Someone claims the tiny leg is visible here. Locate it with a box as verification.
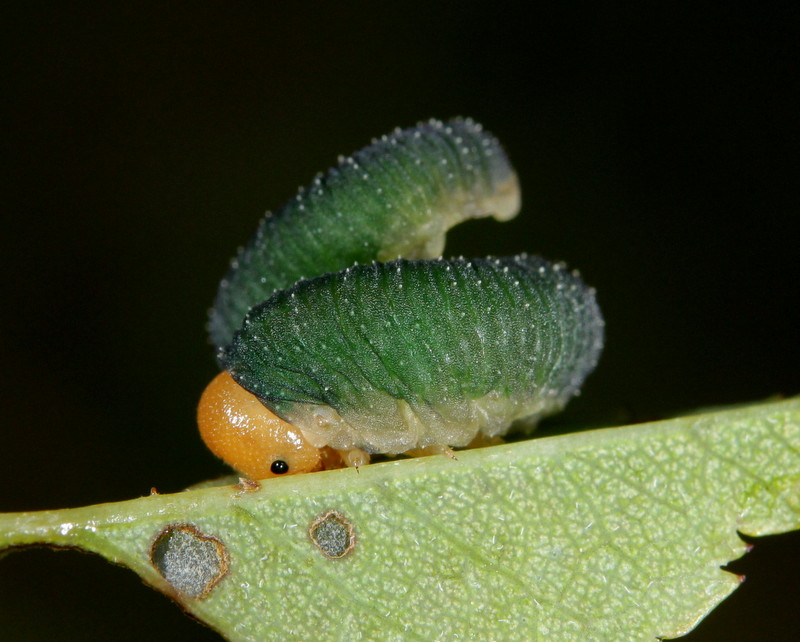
[336,448,371,470]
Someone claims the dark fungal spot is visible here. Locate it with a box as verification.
[151,524,229,599]
[309,511,356,559]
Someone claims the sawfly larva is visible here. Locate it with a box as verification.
[198,119,603,479]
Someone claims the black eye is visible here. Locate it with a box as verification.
[270,460,289,475]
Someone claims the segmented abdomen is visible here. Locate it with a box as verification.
[209,118,520,349]
[222,255,604,454]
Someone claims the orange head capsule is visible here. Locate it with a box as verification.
[198,371,340,479]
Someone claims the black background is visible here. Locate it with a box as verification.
[2,3,798,640]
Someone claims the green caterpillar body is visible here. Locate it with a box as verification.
[210,118,520,349]
[222,255,603,455]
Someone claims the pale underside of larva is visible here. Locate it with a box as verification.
[209,118,520,350]
[223,255,604,455]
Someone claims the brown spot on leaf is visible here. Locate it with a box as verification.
[308,510,356,559]
[151,524,229,599]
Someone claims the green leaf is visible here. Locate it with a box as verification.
[2,398,799,641]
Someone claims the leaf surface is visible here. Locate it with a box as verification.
[2,398,799,641]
